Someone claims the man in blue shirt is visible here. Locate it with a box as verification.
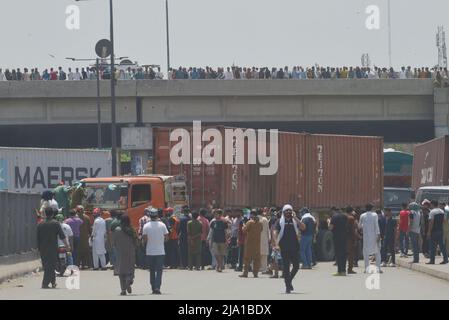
[299,208,316,269]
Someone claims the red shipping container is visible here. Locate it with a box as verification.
[412,136,449,190]
[154,126,383,210]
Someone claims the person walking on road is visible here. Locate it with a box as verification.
[187,211,203,271]
[142,208,169,295]
[37,208,69,289]
[239,210,263,278]
[329,208,348,276]
[273,204,304,293]
[91,208,107,270]
[359,204,382,273]
[137,208,151,268]
[112,214,137,296]
[427,200,448,265]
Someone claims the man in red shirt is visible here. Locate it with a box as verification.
[398,203,410,257]
[50,68,58,80]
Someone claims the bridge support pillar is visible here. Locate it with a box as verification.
[434,88,449,138]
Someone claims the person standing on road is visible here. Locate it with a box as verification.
[329,208,348,276]
[142,208,169,295]
[239,210,263,278]
[426,200,449,265]
[209,209,229,273]
[345,207,358,274]
[299,208,316,270]
[408,202,421,263]
[137,208,151,268]
[112,214,137,296]
[37,208,69,289]
[178,206,192,269]
[166,208,180,269]
[91,208,107,270]
[273,205,304,293]
[258,209,270,273]
[398,203,410,257]
[64,209,83,266]
[443,205,449,250]
[187,211,203,271]
[359,204,382,273]
[384,208,397,267]
[77,206,92,269]
[377,210,387,267]
[198,208,211,270]
[421,199,431,258]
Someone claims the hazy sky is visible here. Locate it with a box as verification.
[1,0,448,71]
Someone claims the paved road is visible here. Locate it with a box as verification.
[1,262,449,300]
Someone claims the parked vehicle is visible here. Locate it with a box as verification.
[81,175,188,229]
[384,150,413,188]
[415,186,449,204]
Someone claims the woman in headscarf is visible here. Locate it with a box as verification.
[112,214,137,296]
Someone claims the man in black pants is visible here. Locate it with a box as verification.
[37,207,69,289]
[329,208,348,276]
[273,204,305,293]
[384,208,397,266]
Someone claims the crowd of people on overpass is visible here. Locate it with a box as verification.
[36,184,449,295]
[1,65,449,85]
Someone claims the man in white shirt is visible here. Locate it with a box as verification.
[359,203,382,273]
[67,68,74,81]
[156,67,164,80]
[91,208,107,270]
[56,214,74,268]
[399,66,407,79]
[224,67,234,80]
[0,69,6,81]
[73,68,82,81]
[142,207,169,295]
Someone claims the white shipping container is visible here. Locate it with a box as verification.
[0,147,112,194]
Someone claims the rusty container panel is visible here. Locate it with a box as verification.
[274,132,306,209]
[412,136,449,190]
[305,135,383,209]
[249,165,276,208]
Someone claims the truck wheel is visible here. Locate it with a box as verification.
[316,230,335,261]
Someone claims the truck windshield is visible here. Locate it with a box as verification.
[384,189,412,207]
[84,182,128,210]
[416,189,449,204]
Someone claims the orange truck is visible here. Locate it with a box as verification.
[81,175,188,229]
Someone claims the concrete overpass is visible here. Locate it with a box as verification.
[0,79,446,148]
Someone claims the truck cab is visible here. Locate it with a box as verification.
[415,186,449,204]
[81,175,188,229]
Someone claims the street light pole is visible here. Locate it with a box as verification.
[387,0,392,68]
[165,0,171,76]
[109,0,118,176]
[96,58,102,149]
